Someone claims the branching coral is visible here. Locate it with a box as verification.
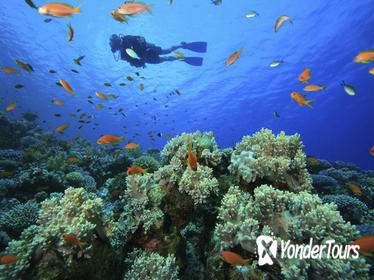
[213,184,370,279]
[228,128,312,192]
[123,249,179,280]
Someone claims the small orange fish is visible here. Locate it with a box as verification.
[299,68,311,83]
[306,157,320,165]
[23,151,32,156]
[126,165,147,175]
[0,255,20,264]
[303,84,326,92]
[66,141,74,147]
[187,143,197,170]
[125,143,140,149]
[165,134,173,139]
[79,113,86,119]
[67,23,74,41]
[97,135,124,145]
[84,152,92,156]
[118,2,153,15]
[38,3,82,17]
[370,145,374,155]
[95,104,104,109]
[6,102,17,111]
[53,100,64,105]
[15,60,33,73]
[346,183,362,196]
[291,92,315,108]
[174,51,185,59]
[275,15,293,32]
[226,48,243,67]
[140,83,144,91]
[1,67,19,74]
[62,234,86,249]
[111,9,128,23]
[350,235,374,254]
[55,124,69,133]
[95,91,108,100]
[219,251,250,266]
[369,67,374,75]
[74,136,81,140]
[353,49,374,64]
[60,79,75,96]
[108,94,119,98]
[66,157,79,164]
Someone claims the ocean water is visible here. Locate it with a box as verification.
[0,0,373,169]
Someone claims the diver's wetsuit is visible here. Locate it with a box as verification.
[116,35,179,68]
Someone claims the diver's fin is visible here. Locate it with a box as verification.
[182,57,203,66]
[181,42,207,53]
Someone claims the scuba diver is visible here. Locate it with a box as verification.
[109,34,207,68]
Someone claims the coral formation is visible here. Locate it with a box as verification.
[123,249,179,279]
[228,128,312,192]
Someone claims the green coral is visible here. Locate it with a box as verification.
[64,171,85,188]
[0,188,119,280]
[213,184,370,279]
[124,249,179,280]
[46,151,67,172]
[228,128,312,192]
[132,156,160,173]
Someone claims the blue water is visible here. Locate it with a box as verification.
[0,0,373,169]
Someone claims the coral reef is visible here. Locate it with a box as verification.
[123,249,179,279]
[212,184,370,279]
[228,128,312,192]
[132,155,160,173]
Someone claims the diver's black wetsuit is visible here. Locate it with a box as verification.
[110,34,180,68]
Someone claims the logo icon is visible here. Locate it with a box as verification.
[256,235,277,266]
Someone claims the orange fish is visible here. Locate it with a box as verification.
[140,83,144,91]
[219,251,250,266]
[38,3,82,17]
[55,124,69,133]
[346,183,362,196]
[53,100,64,105]
[6,102,17,111]
[60,79,75,96]
[370,145,374,155]
[15,60,33,73]
[95,91,108,100]
[350,235,374,254]
[165,134,173,139]
[275,15,293,32]
[62,234,86,249]
[67,23,74,41]
[2,67,19,74]
[0,255,20,265]
[95,104,104,109]
[299,68,311,83]
[118,2,153,15]
[174,51,185,59]
[79,113,86,119]
[303,84,326,92]
[108,94,119,98]
[23,151,32,156]
[306,157,320,165]
[353,49,374,64]
[126,165,147,175]
[187,143,197,170]
[111,9,128,23]
[290,92,315,108]
[369,67,374,75]
[125,143,140,149]
[226,48,243,67]
[97,134,124,145]
[0,171,13,178]
[66,157,79,164]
